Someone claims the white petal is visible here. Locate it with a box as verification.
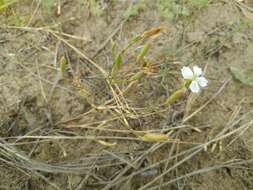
[181,66,193,79]
[189,80,200,93]
[193,66,202,77]
[197,77,208,87]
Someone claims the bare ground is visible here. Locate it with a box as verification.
[1,1,253,190]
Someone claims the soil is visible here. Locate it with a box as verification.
[1,0,253,190]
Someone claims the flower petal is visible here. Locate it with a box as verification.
[181,66,193,79]
[189,80,200,93]
[193,66,202,77]
[197,77,208,87]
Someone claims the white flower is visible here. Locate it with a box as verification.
[181,66,208,93]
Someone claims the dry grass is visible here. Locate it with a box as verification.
[1,0,253,189]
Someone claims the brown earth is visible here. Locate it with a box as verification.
[0,1,253,190]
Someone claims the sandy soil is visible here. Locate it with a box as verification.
[1,0,253,189]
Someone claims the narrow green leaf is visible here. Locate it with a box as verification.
[111,54,122,77]
[129,71,145,82]
[136,43,151,63]
[0,0,18,11]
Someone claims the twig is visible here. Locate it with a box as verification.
[92,20,125,58]
[183,78,231,123]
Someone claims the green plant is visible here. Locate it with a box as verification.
[110,27,209,107]
[157,0,208,20]
[80,0,103,17]
[0,0,28,26]
[188,0,208,9]
[231,18,252,33]
[110,27,165,83]
[122,0,146,19]
[157,0,189,20]
[41,0,55,15]
[40,0,104,17]
[0,0,18,12]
